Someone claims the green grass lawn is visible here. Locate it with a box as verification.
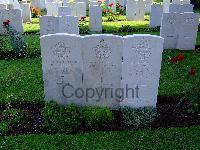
[0,58,43,104]
[1,126,200,149]
[0,50,200,104]
[0,17,200,104]
[0,10,200,149]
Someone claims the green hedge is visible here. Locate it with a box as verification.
[42,102,81,134]
[120,107,157,129]
[81,106,114,130]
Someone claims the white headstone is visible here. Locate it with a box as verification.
[58,6,71,16]
[62,0,68,6]
[0,4,7,9]
[126,0,145,21]
[0,0,9,4]
[161,12,199,50]
[31,0,46,9]
[172,0,181,4]
[181,0,190,4]
[40,0,46,9]
[41,34,83,105]
[149,4,163,27]
[71,2,86,19]
[126,0,137,21]
[160,13,179,49]
[75,0,87,3]
[0,9,8,34]
[46,2,62,16]
[82,35,123,108]
[169,4,193,13]
[9,0,20,9]
[40,34,166,108]
[0,9,23,35]
[58,15,79,34]
[40,15,59,36]
[8,9,23,32]
[7,4,14,9]
[176,13,199,50]
[163,0,170,13]
[31,0,40,8]
[145,0,152,13]
[90,1,99,6]
[46,0,58,2]
[89,5,102,32]
[137,0,145,20]
[20,3,31,23]
[121,34,164,108]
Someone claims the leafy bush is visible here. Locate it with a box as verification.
[42,101,81,134]
[81,107,114,130]
[2,108,26,126]
[3,20,27,58]
[120,107,157,129]
[30,7,41,18]
[79,24,90,34]
[0,121,9,135]
[118,25,139,32]
[40,8,47,16]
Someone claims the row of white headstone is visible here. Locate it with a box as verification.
[40,15,79,36]
[40,4,102,36]
[149,2,199,50]
[30,0,152,13]
[150,3,193,27]
[161,12,199,50]
[40,34,164,108]
[0,2,31,23]
[0,0,20,9]
[32,0,153,20]
[163,0,191,13]
[46,1,87,19]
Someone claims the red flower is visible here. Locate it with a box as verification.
[98,0,102,3]
[176,53,184,62]
[3,19,10,26]
[170,57,178,64]
[189,67,197,76]
[170,53,185,64]
[108,2,114,7]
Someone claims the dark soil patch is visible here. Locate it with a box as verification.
[0,96,199,135]
[153,96,200,128]
[195,45,200,53]
[0,102,44,135]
